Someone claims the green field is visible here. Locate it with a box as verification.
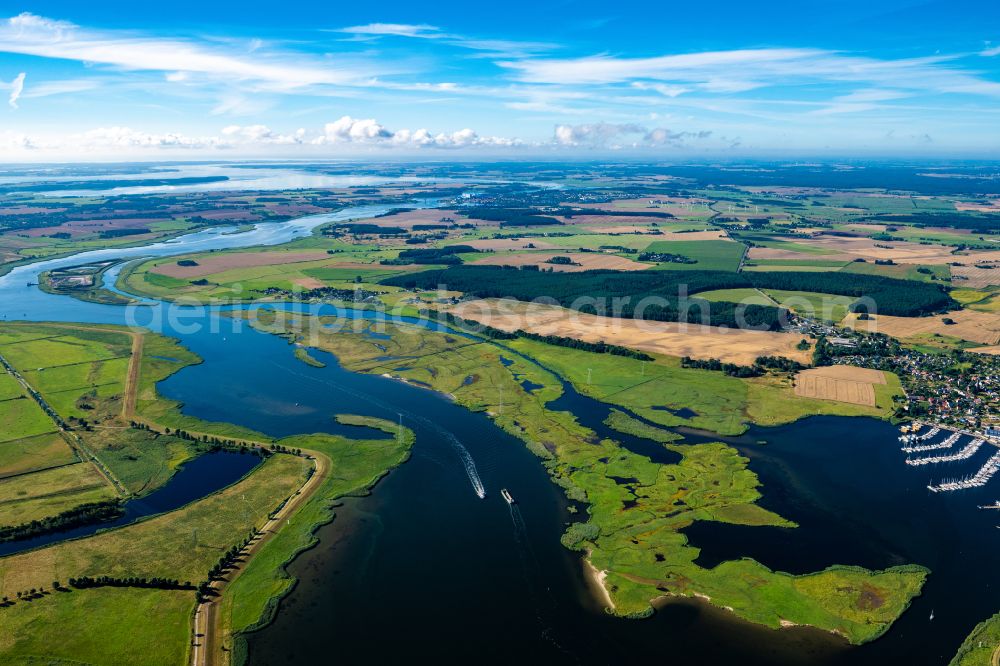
[951,289,1000,313]
[0,323,226,524]
[0,397,58,443]
[840,261,950,282]
[0,462,116,527]
[735,235,841,256]
[763,289,857,322]
[120,248,411,303]
[0,327,132,424]
[643,239,747,271]
[0,587,194,665]
[695,288,775,306]
[0,432,77,478]
[744,258,852,269]
[0,370,23,401]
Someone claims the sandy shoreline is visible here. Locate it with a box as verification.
[583,554,615,611]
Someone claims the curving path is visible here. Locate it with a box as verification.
[190,448,330,666]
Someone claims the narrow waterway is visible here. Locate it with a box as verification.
[0,450,261,557]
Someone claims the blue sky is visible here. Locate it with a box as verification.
[1,0,1000,158]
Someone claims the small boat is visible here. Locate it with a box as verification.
[929,610,935,621]
[501,488,515,505]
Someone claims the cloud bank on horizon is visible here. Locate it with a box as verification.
[1,2,999,158]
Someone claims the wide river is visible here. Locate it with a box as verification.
[0,204,997,665]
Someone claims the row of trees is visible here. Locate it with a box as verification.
[0,500,124,543]
[68,576,194,591]
[680,354,807,377]
[755,355,807,372]
[680,356,764,378]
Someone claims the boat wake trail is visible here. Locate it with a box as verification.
[433,427,486,499]
[267,356,487,499]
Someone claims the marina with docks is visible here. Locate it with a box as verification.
[895,424,1000,493]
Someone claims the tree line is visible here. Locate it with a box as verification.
[68,576,195,591]
[680,354,807,377]
[0,500,124,543]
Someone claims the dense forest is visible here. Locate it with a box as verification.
[382,245,477,265]
[463,208,562,227]
[745,271,954,315]
[384,266,955,323]
[385,266,785,329]
[860,212,1000,234]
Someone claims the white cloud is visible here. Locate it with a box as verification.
[221,124,306,144]
[75,126,225,149]
[632,82,691,98]
[981,45,1000,57]
[503,49,825,85]
[644,128,711,145]
[0,129,35,150]
[337,23,442,39]
[312,115,517,148]
[554,122,712,148]
[7,72,25,108]
[315,115,394,143]
[0,117,520,155]
[336,22,553,57]
[21,77,96,98]
[0,12,379,92]
[554,122,645,146]
[499,48,1000,99]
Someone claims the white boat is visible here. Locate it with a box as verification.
[501,488,515,505]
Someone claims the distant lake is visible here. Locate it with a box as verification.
[0,163,562,196]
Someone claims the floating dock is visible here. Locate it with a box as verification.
[902,432,961,453]
[906,439,984,466]
[928,450,1000,493]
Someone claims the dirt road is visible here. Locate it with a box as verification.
[191,449,330,666]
